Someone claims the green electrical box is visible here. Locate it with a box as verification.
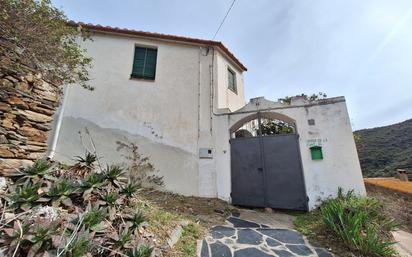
[310,146,323,160]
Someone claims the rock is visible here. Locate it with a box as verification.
[285,244,313,256]
[28,152,45,160]
[0,79,14,87]
[8,96,28,109]
[2,118,14,130]
[25,74,34,83]
[31,206,59,221]
[211,226,236,239]
[210,241,231,257]
[18,110,52,123]
[0,135,8,144]
[5,76,18,83]
[20,126,48,142]
[257,229,305,244]
[0,177,7,193]
[237,229,263,245]
[0,148,15,158]
[234,248,273,257]
[0,102,11,112]
[16,81,30,92]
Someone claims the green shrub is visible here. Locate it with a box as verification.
[321,189,398,256]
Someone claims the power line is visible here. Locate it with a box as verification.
[212,0,237,40]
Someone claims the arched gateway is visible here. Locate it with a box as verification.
[229,111,308,211]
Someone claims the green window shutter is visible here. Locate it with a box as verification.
[131,47,146,78]
[143,48,157,79]
[310,146,323,160]
[131,47,157,80]
[228,68,237,92]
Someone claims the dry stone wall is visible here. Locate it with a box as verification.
[0,67,61,174]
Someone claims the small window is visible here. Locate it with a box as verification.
[228,67,237,93]
[310,146,323,160]
[131,46,157,80]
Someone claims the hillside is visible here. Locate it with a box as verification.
[354,118,412,178]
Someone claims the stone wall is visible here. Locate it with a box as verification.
[0,67,60,174]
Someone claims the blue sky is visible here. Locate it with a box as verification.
[52,0,412,130]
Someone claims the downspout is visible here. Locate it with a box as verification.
[209,47,215,135]
[197,47,201,141]
[48,85,70,159]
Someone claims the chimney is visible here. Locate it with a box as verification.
[397,169,409,182]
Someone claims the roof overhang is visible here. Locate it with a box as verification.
[69,22,247,72]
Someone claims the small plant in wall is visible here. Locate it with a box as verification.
[279,92,328,104]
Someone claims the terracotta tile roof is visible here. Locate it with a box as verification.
[70,22,247,71]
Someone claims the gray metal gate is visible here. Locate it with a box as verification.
[230,134,308,211]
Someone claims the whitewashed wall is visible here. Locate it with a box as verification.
[50,32,245,197]
[214,96,366,210]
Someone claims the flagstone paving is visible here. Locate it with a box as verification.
[199,216,334,257]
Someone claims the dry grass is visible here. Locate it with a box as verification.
[137,189,237,257]
[364,178,412,195]
[365,183,412,233]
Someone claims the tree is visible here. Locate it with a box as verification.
[0,0,92,89]
[258,120,295,135]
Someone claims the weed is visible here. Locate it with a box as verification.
[174,224,202,257]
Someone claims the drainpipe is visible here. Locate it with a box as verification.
[47,85,70,159]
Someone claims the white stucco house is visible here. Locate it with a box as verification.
[48,23,366,210]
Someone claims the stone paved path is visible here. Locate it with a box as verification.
[199,215,334,257]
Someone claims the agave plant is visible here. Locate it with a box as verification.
[101,191,119,207]
[104,165,127,188]
[0,221,31,256]
[65,234,92,257]
[126,245,153,257]
[130,210,145,229]
[113,227,133,250]
[72,152,98,177]
[81,172,106,199]
[122,179,139,198]
[25,223,58,256]
[83,207,107,231]
[47,180,78,207]
[9,182,41,210]
[17,159,52,183]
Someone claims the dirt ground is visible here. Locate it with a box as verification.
[139,188,238,228]
[366,183,412,233]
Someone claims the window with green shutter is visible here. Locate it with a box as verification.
[310,146,323,160]
[131,46,157,80]
[228,67,237,93]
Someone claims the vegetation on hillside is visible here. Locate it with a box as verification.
[354,119,412,178]
[0,0,92,89]
[294,189,398,257]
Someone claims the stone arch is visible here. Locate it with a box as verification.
[229,111,296,134]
